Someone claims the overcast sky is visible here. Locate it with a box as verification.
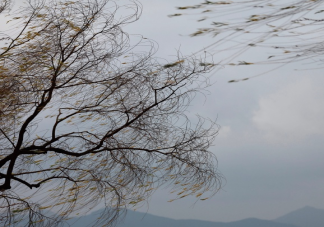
[1,0,324,223]
[124,0,324,222]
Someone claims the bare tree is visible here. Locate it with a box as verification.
[172,0,324,81]
[0,0,221,226]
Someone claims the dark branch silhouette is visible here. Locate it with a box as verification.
[0,0,222,226]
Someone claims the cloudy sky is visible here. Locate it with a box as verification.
[1,0,323,223]
[124,0,324,222]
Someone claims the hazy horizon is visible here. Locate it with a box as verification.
[123,0,324,222]
[1,0,323,223]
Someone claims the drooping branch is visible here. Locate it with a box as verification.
[0,0,221,226]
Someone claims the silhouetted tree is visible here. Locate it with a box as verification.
[0,0,221,226]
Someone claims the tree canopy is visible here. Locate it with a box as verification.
[0,0,221,226]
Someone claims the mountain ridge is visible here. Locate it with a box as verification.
[274,206,324,227]
[62,206,324,227]
[65,208,310,227]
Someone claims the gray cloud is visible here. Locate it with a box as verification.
[253,76,324,143]
[2,0,324,223]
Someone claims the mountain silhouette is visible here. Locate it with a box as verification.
[66,209,300,227]
[274,206,324,227]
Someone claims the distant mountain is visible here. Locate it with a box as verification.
[66,209,299,227]
[64,206,324,227]
[225,218,298,227]
[274,206,324,227]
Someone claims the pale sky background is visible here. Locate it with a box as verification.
[123,0,324,222]
[1,0,324,223]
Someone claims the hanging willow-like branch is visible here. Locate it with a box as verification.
[173,0,324,81]
[0,0,221,226]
